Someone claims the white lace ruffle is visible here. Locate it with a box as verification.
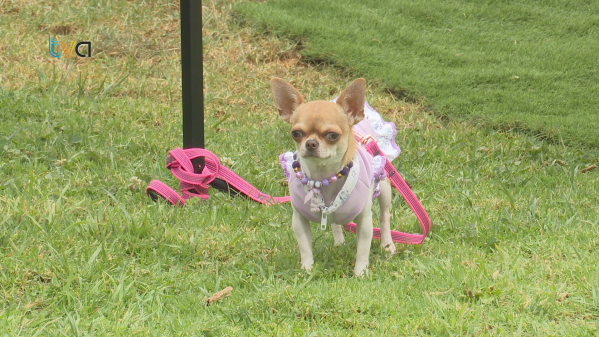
[331,99,401,161]
[363,102,401,161]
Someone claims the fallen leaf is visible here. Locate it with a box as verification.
[205,286,233,306]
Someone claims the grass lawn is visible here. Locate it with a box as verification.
[236,0,599,148]
[1,0,599,335]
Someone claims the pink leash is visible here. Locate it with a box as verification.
[147,148,290,206]
[147,142,430,244]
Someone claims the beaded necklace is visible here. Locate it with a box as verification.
[291,153,353,213]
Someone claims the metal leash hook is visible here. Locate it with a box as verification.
[320,213,328,231]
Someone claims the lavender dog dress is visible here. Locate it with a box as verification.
[279,102,401,227]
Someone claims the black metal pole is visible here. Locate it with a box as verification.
[180,0,204,171]
[179,0,243,197]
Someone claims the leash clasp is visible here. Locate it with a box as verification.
[359,134,375,145]
[352,131,375,146]
[320,213,328,231]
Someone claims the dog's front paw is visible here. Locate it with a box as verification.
[301,260,314,272]
[353,263,369,277]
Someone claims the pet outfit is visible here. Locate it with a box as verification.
[279,102,400,225]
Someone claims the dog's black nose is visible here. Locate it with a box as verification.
[305,140,319,150]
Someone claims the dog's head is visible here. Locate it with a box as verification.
[270,78,366,165]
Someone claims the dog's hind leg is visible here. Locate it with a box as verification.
[353,199,373,277]
[332,224,345,245]
[378,180,396,253]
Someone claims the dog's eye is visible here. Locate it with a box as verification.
[326,132,340,141]
[292,130,304,139]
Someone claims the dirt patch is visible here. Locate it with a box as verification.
[49,24,73,35]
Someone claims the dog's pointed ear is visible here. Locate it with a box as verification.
[336,78,366,125]
[271,78,304,123]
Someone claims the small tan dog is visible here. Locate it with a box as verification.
[271,78,395,276]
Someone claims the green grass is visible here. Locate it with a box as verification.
[236,0,599,148]
[1,0,599,335]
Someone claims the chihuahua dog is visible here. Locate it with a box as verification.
[271,78,395,276]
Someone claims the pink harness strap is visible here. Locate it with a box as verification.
[147,144,430,244]
[341,135,431,244]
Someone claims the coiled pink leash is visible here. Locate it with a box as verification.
[147,142,430,244]
[147,147,290,206]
